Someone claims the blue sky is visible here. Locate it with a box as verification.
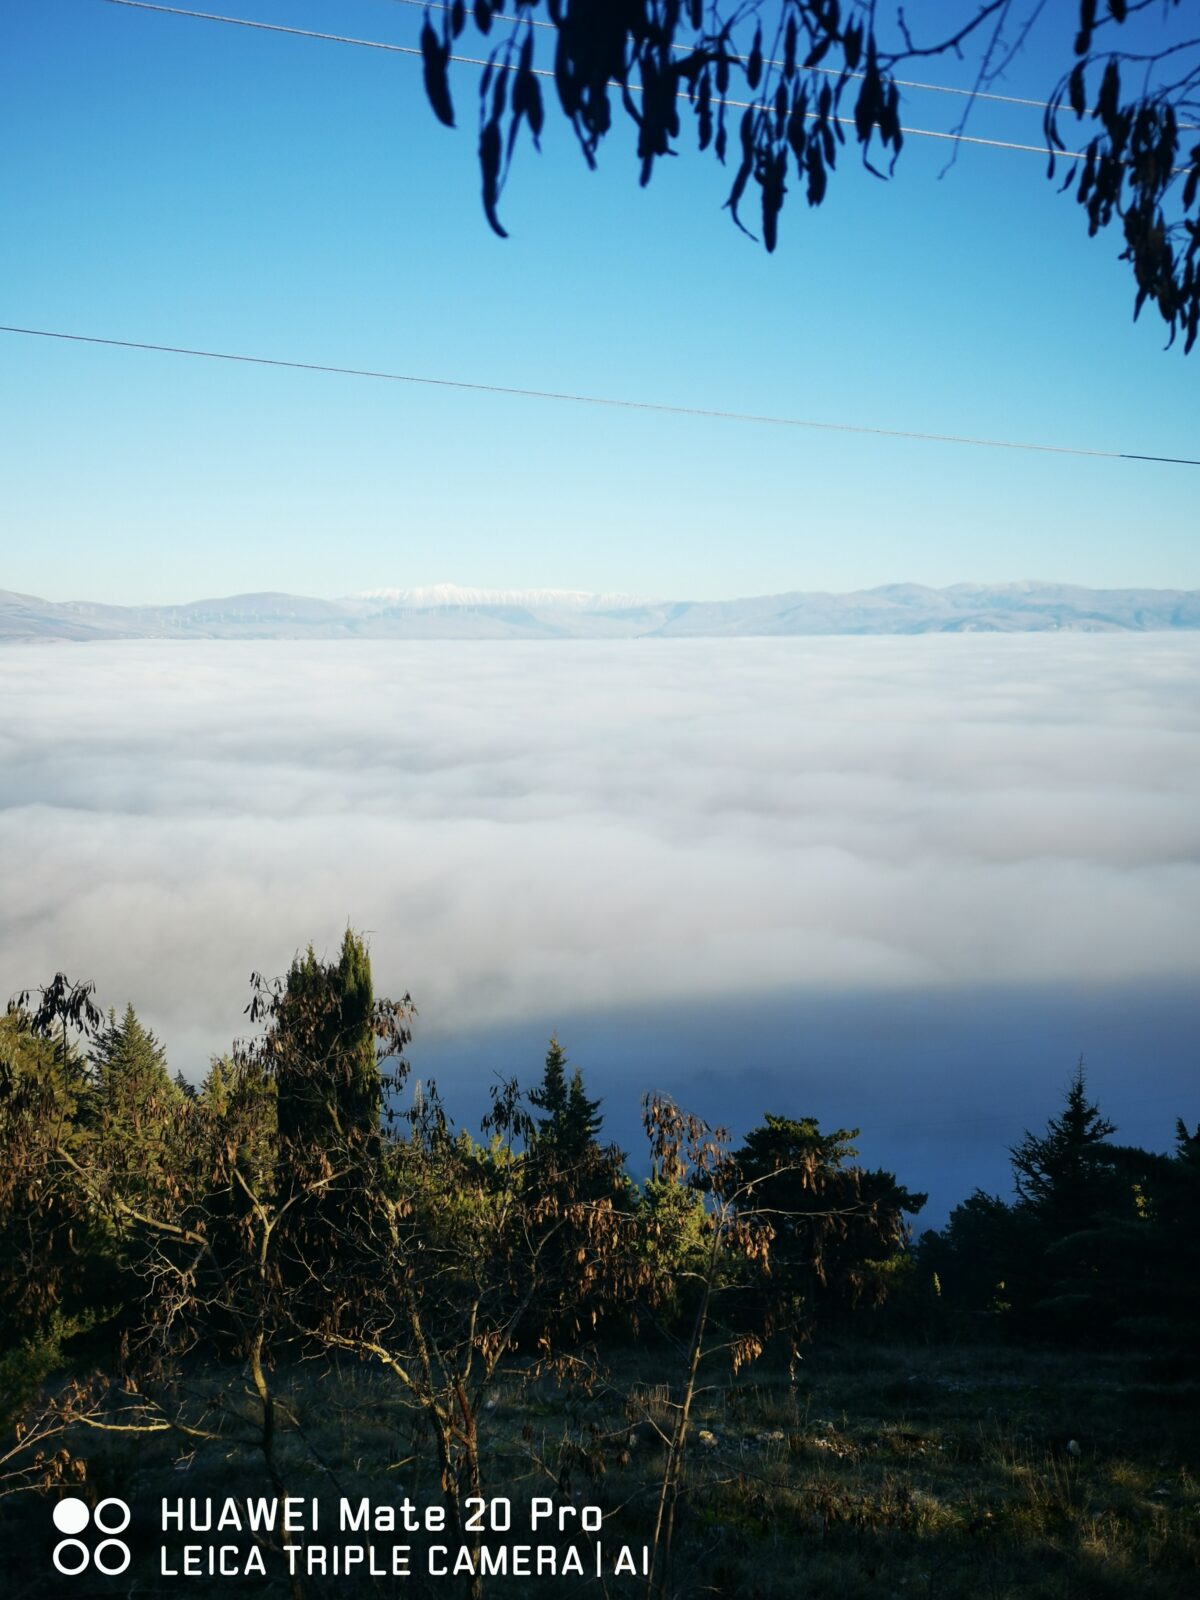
[1,0,1196,603]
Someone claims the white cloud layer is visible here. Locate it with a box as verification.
[2,635,1198,1075]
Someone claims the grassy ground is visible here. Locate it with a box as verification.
[3,1339,1197,1598]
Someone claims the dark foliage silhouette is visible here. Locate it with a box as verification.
[419,2,1200,348]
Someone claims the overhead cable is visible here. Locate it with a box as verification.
[381,0,1128,120]
[3,324,1197,466]
[99,0,1110,167]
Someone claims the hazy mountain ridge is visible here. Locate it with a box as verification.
[350,583,651,611]
[4,582,1199,642]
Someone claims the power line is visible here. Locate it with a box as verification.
[100,0,1104,167]
[379,0,1097,119]
[102,0,461,60]
[3,324,1197,465]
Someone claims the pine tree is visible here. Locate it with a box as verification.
[530,1041,604,1169]
[275,929,379,1152]
[562,1068,602,1161]
[1006,1063,1136,1336]
[1145,1119,1200,1345]
[198,1055,235,1116]
[88,1004,181,1137]
[1009,1061,1118,1236]
[529,1036,569,1144]
[83,1004,184,1209]
[0,1012,100,1342]
[265,931,388,1305]
[525,1039,623,1340]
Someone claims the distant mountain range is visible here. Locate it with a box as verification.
[4,582,1199,642]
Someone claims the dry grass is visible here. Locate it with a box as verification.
[2,1341,1197,1598]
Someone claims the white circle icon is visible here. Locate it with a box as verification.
[94,1539,132,1575]
[51,1539,90,1576]
[94,1498,131,1534]
[52,1499,90,1536]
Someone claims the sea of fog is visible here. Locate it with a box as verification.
[3,635,1197,1224]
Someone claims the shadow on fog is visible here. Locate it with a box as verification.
[404,975,1198,1229]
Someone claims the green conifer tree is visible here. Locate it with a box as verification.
[0,1012,99,1342]
[83,1004,184,1212]
[562,1067,603,1162]
[1006,1064,1136,1337]
[526,1039,624,1340]
[275,929,379,1152]
[1130,1119,1200,1348]
[529,1036,569,1145]
[1009,1061,1119,1237]
[266,931,388,1306]
[88,1004,181,1137]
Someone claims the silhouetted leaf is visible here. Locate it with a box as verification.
[510,29,544,151]
[421,19,455,129]
[787,91,808,168]
[697,69,713,151]
[1076,0,1098,55]
[724,108,756,236]
[854,60,881,142]
[1069,64,1086,118]
[762,148,786,252]
[396,0,1200,351]
[525,72,544,145]
[885,81,902,158]
[1097,60,1121,125]
[747,26,763,91]
[480,119,508,237]
[806,140,826,206]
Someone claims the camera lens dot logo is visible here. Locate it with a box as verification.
[51,1498,132,1576]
